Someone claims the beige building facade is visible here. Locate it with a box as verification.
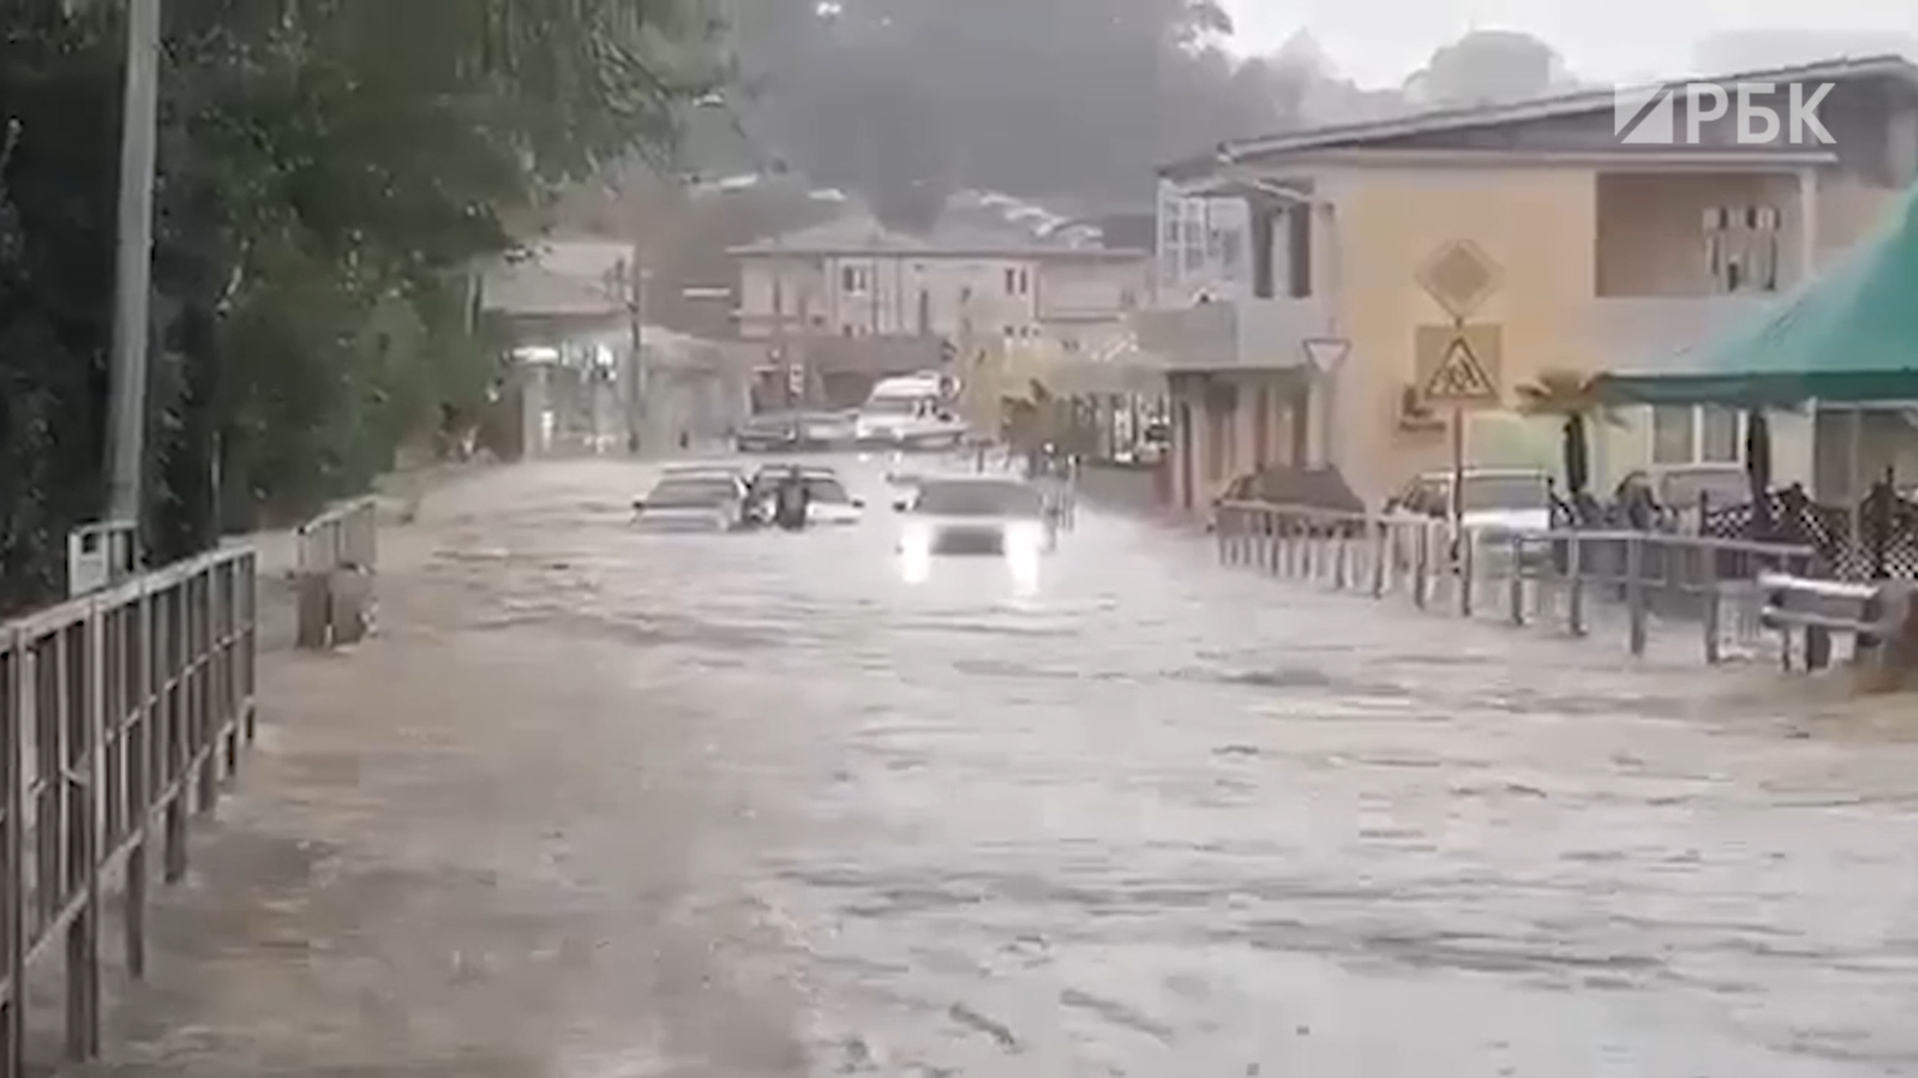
[1136,56,1918,512]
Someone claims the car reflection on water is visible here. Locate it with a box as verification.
[893,476,1055,591]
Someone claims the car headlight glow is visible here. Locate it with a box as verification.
[1005,521,1045,552]
[898,522,932,583]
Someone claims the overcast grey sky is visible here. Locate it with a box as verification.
[1221,0,1918,87]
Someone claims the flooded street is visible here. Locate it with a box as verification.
[83,458,1918,1077]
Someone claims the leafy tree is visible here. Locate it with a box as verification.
[0,0,719,612]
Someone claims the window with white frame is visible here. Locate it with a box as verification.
[1180,199,1207,273]
[840,264,871,294]
[1651,404,1744,465]
[1705,206,1780,294]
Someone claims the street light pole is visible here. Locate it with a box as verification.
[105,0,163,529]
[620,253,650,455]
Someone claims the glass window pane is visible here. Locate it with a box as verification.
[1699,406,1740,463]
[1651,406,1695,464]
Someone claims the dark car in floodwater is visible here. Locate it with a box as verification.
[734,412,803,453]
[734,410,857,452]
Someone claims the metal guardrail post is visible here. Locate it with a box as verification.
[1566,533,1586,636]
[1413,525,1430,610]
[1858,588,1885,657]
[1701,544,1722,665]
[1371,521,1388,598]
[1805,618,1833,670]
[1,629,23,1078]
[1458,531,1474,619]
[1508,535,1525,626]
[1626,534,1648,656]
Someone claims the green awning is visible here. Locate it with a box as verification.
[1597,184,1918,408]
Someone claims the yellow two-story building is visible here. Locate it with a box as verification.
[1137,55,1918,512]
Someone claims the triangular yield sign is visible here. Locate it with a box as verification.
[1301,337,1350,374]
[1422,334,1497,402]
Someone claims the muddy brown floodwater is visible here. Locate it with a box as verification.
[66,457,1918,1077]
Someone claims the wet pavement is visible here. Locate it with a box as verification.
[73,456,1918,1076]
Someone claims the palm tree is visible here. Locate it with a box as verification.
[1515,369,1614,518]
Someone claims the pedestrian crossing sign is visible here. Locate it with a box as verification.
[1415,324,1501,406]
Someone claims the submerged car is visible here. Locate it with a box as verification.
[665,461,751,484]
[1384,468,1553,539]
[1383,468,1553,569]
[895,477,1057,558]
[733,413,803,453]
[796,410,858,448]
[748,464,866,525]
[803,473,866,525]
[632,473,751,532]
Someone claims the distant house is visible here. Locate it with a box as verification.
[729,210,1150,410]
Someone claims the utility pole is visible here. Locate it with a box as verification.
[105,0,163,530]
[622,253,649,455]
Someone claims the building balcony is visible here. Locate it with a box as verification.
[1130,296,1334,372]
[1577,294,1778,372]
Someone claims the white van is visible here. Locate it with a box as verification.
[854,373,968,449]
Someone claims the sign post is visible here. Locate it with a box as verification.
[1415,323,1502,520]
[68,521,138,599]
[1415,322,1501,616]
[1413,239,1505,528]
[1300,337,1350,468]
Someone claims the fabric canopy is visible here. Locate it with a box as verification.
[1598,184,1918,407]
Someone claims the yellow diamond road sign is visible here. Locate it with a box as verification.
[1416,240,1502,320]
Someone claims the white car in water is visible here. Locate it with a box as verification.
[632,473,751,532]
[894,477,1056,586]
[1384,469,1553,538]
[1383,468,1554,569]
[749,465,866,526]
[854,372,969,449]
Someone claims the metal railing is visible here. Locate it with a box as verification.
[293,496,378,650]
[0,546,257,1075]
[1758,573,1909,671]
[1215,501,1818,663]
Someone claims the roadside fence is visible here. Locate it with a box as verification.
[0,546,257,1075]
[1215,501,1818,663]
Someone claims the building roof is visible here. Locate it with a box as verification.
[728,210,1148,260]
[1162,53,1918,178]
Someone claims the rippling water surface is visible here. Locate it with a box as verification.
[91,457,1918,1078]
[400,456,1918,1077]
